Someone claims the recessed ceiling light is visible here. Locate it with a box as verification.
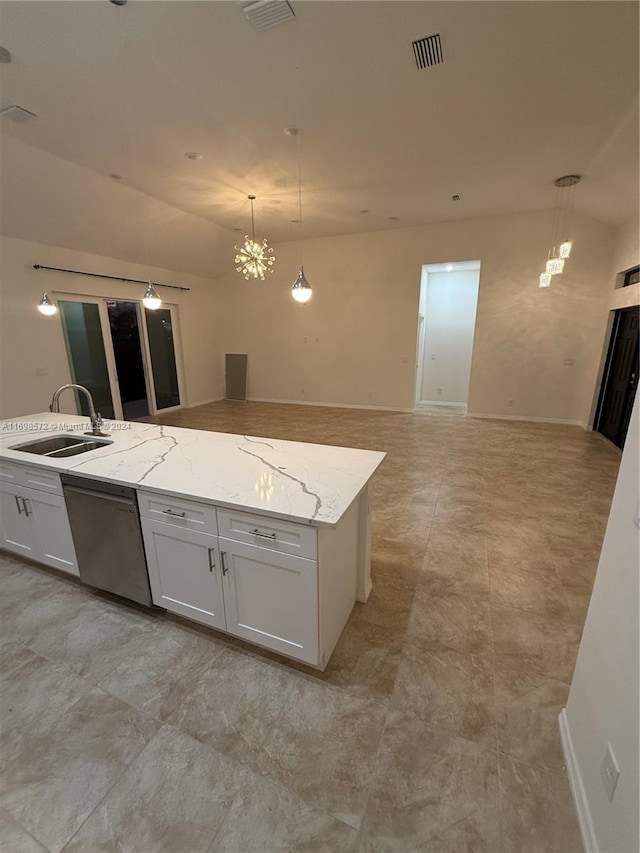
[233,227,242,232]
[109,173,123,181]
[284,126,299,136]
[451,194,460,202]
[360,209,369,214]
[184,152,204,161]
[290,218,300,224]
[109,0,127,5]
[388,216,400,222]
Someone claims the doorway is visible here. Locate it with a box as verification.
[106,301,150,420]
[58,295,184,421]
[595,306,639,449]
[415,260,481,409]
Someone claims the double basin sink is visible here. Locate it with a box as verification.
[9,434,113,458]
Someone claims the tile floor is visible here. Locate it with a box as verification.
[0,401,620,852]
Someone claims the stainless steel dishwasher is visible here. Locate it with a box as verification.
[61,474,152,607]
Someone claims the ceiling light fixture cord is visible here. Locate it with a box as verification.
[290,61,312,304]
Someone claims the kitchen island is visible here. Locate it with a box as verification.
[0,413,385,669]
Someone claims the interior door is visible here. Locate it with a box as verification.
[596,307,639,449]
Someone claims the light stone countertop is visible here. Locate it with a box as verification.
[0,413,386,527]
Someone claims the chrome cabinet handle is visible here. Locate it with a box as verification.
[250,528,276,540]
[207,547,215,572]
[21,497,31,517]
[162,508,186,518]
[15,495,24,515]
[220,550,228,576]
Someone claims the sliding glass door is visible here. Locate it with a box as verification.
[144,307,181,410]
[59,300,117,419]
[58,296,184,420]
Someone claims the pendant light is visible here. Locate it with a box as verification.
[290,129,312,304]
[538,174,581,288]
[235,195,275,281]
[37,291,57,316]
[142,280,161,310]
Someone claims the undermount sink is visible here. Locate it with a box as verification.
[9,434,113,458]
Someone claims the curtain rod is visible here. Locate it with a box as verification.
[33,264,191,292]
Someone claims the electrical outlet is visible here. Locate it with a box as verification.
[600,744,620,801]
[35,367,49,376]
[437,388,442,395]
[563,358,576,367]
[508,399,515,408]
[431,353,436,360]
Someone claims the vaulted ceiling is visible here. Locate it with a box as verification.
[0,1,638,272]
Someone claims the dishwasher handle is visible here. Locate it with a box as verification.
[63,484,134,506]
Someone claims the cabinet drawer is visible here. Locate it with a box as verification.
[0,461,22,485]
[23,467,63,495]
[216,508,316,559]
[137,489,218,534]
[0,462,62,495]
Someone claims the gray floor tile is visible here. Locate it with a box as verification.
[358,709,501,852]
[160,646,297,763]
[392,640,496,746]
[0,688,159,852]
[499,755,583,853]
[61,726,244,853]
[256,677,388,830]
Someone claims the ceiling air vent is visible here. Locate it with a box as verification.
[412,33,443,69]
[0,105,38,123]
[242,0,295,30]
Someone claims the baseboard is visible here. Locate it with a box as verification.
[417,401,467,409]
[469,413,586,428]
[187,397,224,408]
[248,397,413,413]
[559,708,597,853]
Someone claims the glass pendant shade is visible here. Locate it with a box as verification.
[545,257,565,276]
[37,291,57,316]
[539,273,552,288]
[235,238,276,281]
[142,281,162,310]
[291,266,312,303]
[559,241,572,259]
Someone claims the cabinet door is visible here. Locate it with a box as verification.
[220,538,319,666]
[23,487,78,576]
[0,483,37,560]
[141,519,226,631]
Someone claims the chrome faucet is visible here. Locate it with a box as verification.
[49,384,109,436]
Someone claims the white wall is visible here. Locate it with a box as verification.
[563,394,639,853]
[0,236,223,419]
[215,209,616,421]
[419,269,479,405]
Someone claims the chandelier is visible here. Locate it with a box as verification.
[235,195,275,281]
[539,175,581,288]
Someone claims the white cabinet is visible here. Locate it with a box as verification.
[220,538,319,665]
[137,489,362,670]
[0,483,38,560]
[141,518,225,631]
[0,475,78,575]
